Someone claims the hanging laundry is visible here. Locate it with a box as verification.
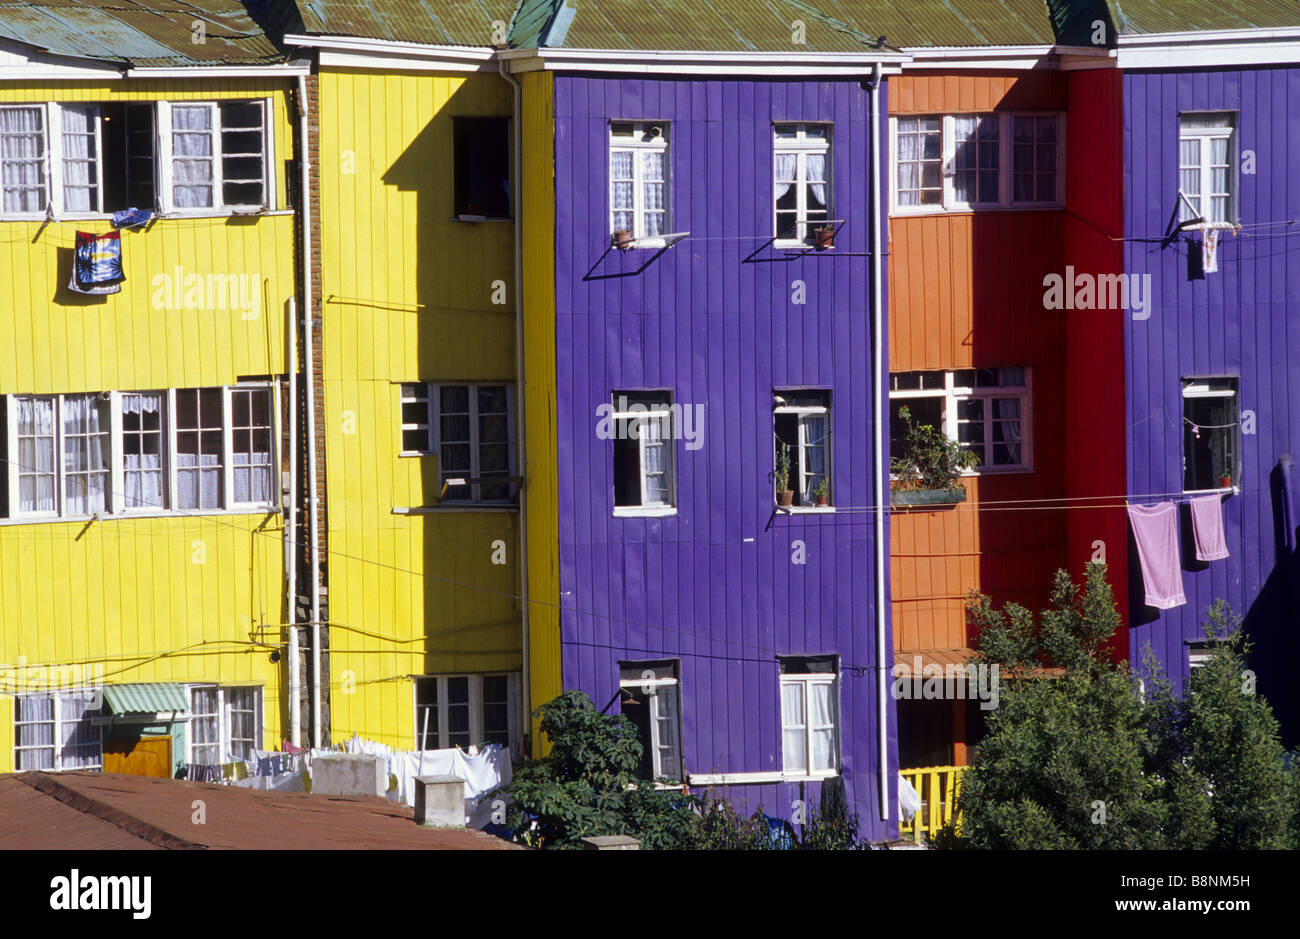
[1202,229,1220,273]
[1189,494,1230,561]
[69,230,125,295]
[1127,502,1186,609]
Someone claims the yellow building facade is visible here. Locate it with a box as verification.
[0,45,300,775]
[310,56,524,752]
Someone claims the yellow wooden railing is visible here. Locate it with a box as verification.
[899,765,967,843]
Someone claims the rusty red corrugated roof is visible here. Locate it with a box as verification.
[2,772,523,850]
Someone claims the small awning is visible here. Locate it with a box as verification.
[894,648,977,670]
[102,683,189,715]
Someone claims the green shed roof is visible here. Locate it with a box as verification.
[102,683,190,715]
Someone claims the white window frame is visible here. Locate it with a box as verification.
[1178,112,1235,224]
[889,367,1033,474]
[187,684,263,764]
[779,665,840,779]
[773,391,832,509]
[773,122,832,246]
[2,384,277,522]
[890,112,1065,215]
[0,103,51,219]
[1,99,274,220]
[610,391,677,516]
[609,120,670,247]
[400,382,516,505]
[413,673,521,751]
[13,690,104,772]
[619,668,683,784]
[1181,377,1238,494]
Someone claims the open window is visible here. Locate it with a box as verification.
[1182,377,1238,491]
[611,391,676,513]
[452,117,510,219]
[773,390,830,507]
[619,661,682,783]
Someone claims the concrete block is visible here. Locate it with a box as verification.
[415,775,466,827]
[581,835,640,850]
[311,754,386,798]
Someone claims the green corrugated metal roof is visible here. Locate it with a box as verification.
[0,0,284,66]
[102,683,190,715]
[1103,0,1300,35]
[287,0,521,46]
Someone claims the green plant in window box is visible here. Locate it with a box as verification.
[1218,462,1233,490]
[813,476,829,506]
[890,405,979,505]
[775,442,794,507]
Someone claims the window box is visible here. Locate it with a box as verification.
[890,487,967,507]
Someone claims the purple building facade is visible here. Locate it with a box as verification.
[1123,63,1300,744]
[544,71,899,837]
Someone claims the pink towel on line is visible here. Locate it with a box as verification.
[1127,501,1186,610]
[1190,494,1229,561]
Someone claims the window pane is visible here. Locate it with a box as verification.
[1,106,48,213]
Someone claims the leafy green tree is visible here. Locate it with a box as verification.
[1141,601,1294,849]
[504,689,702,849]
[944,562,1164,848]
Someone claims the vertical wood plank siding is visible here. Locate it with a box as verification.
[316,69,522,750]
[0,80,296,768]
[1124,67,1300,740]
[534,74,895,835]
[887,74,1070,657]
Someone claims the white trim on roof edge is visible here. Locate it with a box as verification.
[498,46,908,76]
[126,64,311,78]
[1114,29,1300,69]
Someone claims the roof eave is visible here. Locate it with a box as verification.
[498,47,910,76]
[1114,28,1300,69]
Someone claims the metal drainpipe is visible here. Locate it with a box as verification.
[296,73,322,749]
[869,61,890,822]
[287,296,300,747]
[499,57,532,753]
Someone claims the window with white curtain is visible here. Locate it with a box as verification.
[1,385,276,520]
[609,121,669,243]
[175,388,224,510]
[780,656,839,777]
[619,661,683,783]
[890,367,1032,472]
[773,390,830,507]
[0,99,270,218]
[121,392,164,510]
[1179,113,1235,224]
[893,112,1063,212]
[0,105,48,215]
[14,690,103,771]
[399,382,516,504]
[774,123,831,243]
[611,391,676,513]
[230,387,273,506]
[188,685,262,765]
[414,674,520,751]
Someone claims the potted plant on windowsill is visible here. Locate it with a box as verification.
[775,442,794,507]
[813,476,829,507]
[611,229,634,250]
[1218,464,1233,489]
[811,223,836,250]
[889,405,979,506]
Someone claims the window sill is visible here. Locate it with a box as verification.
[0,505,281,528]
[891,203,1063,218]
[450,215,513,223]
[613,505,677,518]
[392,504,519,515]
[688,769,840,786]
[774,504,836,514]
[1182,486,1237,496]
